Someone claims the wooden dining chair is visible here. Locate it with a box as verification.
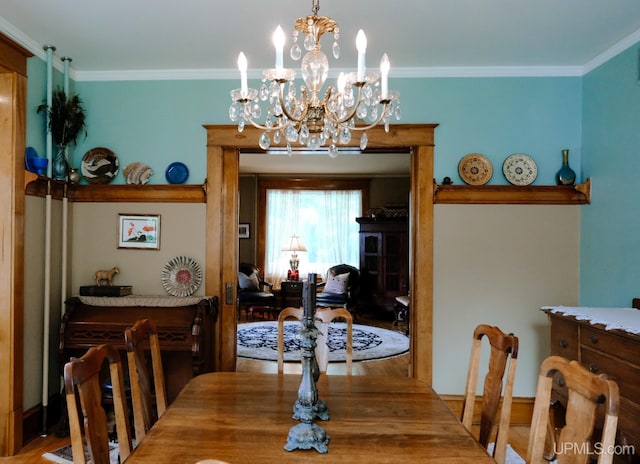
[277,306,353,375]
[461,324,519,464]
[527,355,620,464]
[64,344,133,464]
[315,306,353,375]
[125,318,168,444]
[277,307,304,374]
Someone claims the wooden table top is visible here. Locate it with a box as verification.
[126,372,495,464]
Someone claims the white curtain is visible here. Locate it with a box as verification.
[265,189,361,288]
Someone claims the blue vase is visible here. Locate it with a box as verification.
[555,149,576,185]
[52,145,69,181]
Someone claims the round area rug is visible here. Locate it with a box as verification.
[237,321,409,362]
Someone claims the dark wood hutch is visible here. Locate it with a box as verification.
[356,216,409,313]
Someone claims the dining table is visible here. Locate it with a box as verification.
[125,372,496,464]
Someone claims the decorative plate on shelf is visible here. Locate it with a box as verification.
[502,153,538,186]
[165,162,189,184]
[123,162,154,185]
[161,256,202,297]
[81,147,119,184]
[458,153,493,186]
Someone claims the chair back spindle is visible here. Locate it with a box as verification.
[527,355,619,464]
[277,306,353,375]
[461,324,519,464]
[125,318,167,443]
[64,344,133,464]
[315,307,353,375]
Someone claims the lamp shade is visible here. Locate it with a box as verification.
[283,234,307,252]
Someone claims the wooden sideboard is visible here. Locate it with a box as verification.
[60,296,218,403]
[543,306,640,458]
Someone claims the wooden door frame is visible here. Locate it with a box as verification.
[0,33,31,455]
[204,124,436,382]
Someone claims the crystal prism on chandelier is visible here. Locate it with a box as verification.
[229,0,401,158]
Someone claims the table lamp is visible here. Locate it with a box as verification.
[283,234,307,281]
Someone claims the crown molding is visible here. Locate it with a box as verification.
[390,66,582,78]
[2,16,638,82]
[74,65,583,82]
[582,28,640,74]
[73,68,240,82]
[0,16,65,73]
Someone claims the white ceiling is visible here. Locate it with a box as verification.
[2,0,640,175]
[3,0,640,75]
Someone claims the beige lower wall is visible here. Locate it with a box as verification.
[433,204,580,397]
[22,199,207,411]
[23,196,45,410]
[23,197,578,406]
[24,196,64,410]
[70,202,207,295]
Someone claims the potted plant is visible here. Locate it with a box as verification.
[38,88,87,180]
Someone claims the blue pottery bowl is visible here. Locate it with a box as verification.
[30,157,49,176]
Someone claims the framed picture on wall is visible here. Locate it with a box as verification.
[117,214,161,249]
[239,223,250,239]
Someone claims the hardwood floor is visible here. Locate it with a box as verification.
[8,309,532,462]
[1,433,70,463]
[508,426,531,461]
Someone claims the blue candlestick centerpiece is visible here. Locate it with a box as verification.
[284,273,330,453]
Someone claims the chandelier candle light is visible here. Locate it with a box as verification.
[283,234,307,281]
[229,0,401,158]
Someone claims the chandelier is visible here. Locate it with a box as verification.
[229,0,401,158]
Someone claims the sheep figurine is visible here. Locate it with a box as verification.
[94,266,120,286]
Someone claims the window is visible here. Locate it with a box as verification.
[258,179,368,288]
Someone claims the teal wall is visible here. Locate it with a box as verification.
[26,58,75,176]
[25,66,582,186]
[581,41,640,306]
[394,77,582,185]
[25,58,49,164]
[26,43,640,306]
[70,80,231,183]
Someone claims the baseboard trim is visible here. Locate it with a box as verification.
[441,394,534,427]
[22,395,62,445]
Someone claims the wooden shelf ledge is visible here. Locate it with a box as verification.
[69,183,207,203]
[433,178,591,205]
[25,177,207,203]
[24,171,38,188]
[25,176,69,199]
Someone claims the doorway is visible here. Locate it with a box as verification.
[0,34,31,455]
[237,172,410,375]
[204,124,436,382]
